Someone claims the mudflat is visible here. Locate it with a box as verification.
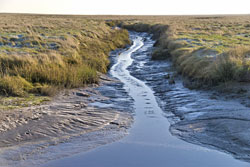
[0,75,133,166]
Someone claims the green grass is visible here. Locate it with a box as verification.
[0,94,51,110]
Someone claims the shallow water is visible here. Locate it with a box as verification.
[129,33,250,163]
[44,32,250,167]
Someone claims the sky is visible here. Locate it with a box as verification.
[0,0,250,15]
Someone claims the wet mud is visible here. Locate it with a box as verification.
[129,32,250,163]
[43,32,250,167]
[0,75,133,167]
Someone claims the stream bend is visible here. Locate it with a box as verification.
[44,32,250,167]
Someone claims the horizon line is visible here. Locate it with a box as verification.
[0,12,250,16]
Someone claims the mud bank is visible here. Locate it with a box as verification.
[43,32,249,167]
[128,33,250,163]
[0,75,133,167]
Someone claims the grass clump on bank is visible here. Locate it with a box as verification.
[0,14,130,101]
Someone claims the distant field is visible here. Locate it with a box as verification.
[1,14,250,108]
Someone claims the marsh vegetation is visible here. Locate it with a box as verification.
[116,15,250,87]
[1,14,250,107]
[0,14,130,108]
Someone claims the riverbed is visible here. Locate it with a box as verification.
[43,32,250,167]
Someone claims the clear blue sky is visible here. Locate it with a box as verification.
[0,0,250,15]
